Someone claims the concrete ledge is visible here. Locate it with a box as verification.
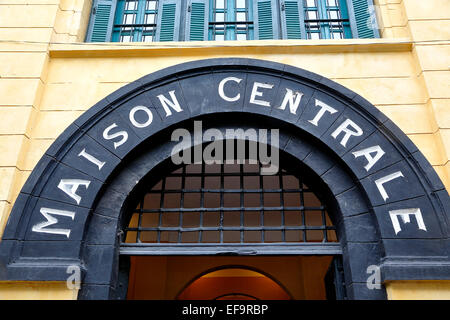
[48,38,414,58]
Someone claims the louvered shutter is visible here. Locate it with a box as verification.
[186,0,210,41]
[349,0,379,38]
[86,0,117,42]
[155,0,181,42]
[280,0,305,39]
[252,0,279,40]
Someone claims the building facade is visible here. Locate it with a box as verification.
[0,0,449,300]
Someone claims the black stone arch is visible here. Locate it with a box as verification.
[79,120,382,299]
[0,58,448,300]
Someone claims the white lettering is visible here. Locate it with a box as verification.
[78,149,105,170]
[31,207,75,238]
[352,145,385,172]
[218,77,242,102]
[182,304,216,317]
[250,82,274,107]
[308,99,338,126]
[375,171,404,202]
[389,208,427,235]
[277,88,303,115]
[103,123,128,149]
[331,118,363,147]
[157,90,183,117]
[57,179,91,205]
[129,105,153,128]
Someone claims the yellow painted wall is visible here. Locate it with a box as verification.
[0,0,448,299]
[0,281,78,300]
[386,281,450,300]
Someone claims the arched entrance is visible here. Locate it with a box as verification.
[176,267,292,300]
[0,58,448,300]
[126,256,338,300]
[122,150,340,300]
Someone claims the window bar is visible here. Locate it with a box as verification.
[198,162,205,243]
[178,165,186,243]
[144,0,158,42]
[146,188,318,193]
[125,161,336,244]
[117,26,122,42]
[330,0,339,38]
[279,170,286,242]
[247,0,254,39]
[259,167,264,243]
[133,0,142,41]
[156,176,166,243]
[317,0,330,38]
[240,163,244,243]
[114,23,158,27]
[118,19,126,42]
[225,0,233,40]
[299,172,307,242]
[245,1,249,40]
[136,198,143,242]
[219,162,224,243]
[128,226,327,232]
[208,0,213,40]
[303,19,348,23]
[146,188,320,194]
[328,7,334,37]
[132,25,137,42]
[209,21,253,25]
[132,3,138,42]
[158,171,295,177]
[139,206,324,213]
[322,207,328,242]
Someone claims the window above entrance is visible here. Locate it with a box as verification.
[86,0,379,42]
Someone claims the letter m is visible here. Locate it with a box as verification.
[31,207,76,238]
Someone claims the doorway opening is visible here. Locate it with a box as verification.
[120,147,345,300]
[125,256,343,300]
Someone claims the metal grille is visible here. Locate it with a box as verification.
[113,0,159,42]
[110,0,354,43]
[304,0,351,39]
[209,0,254,41]
[124,161,337,244]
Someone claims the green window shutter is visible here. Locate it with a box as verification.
[280,1,305,39]
[186,0,209,41]
[86,0,117,42]
[156,0,181,42]
[252,0,279,40]
[350,0,379,38]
